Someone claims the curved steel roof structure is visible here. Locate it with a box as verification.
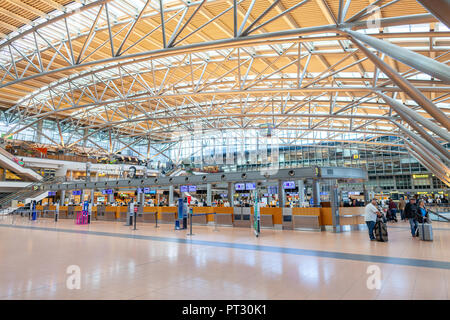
[0,0,449,183]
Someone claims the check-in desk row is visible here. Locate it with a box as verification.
[39,205,366,231]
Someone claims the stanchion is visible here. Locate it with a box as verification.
[187,210,194,236]
[213,213,219,232]
[133,210,137,230]
[155,212,159,228]
[55,210,58,223]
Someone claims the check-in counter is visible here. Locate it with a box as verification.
[142,207,158,223]
[260,207,281,229]
[292,207,321,230]
[192,207,213,225]
[35,205,43,217]
[67,205,75,218]
[104,206,118,221]
[45,205,56,218]
[233,207,253,228]
[213,207,233,226]
[339,207,365,226]
[96,204,106,220]
[282,208,293,230]
[160,206,177,224]
[118,206,128,222]
[59,206,68,218]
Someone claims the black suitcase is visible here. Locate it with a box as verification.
[375,215,388,242]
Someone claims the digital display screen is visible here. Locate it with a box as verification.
[188,185,197,192]
[283,181,296,189]
[72,190,82,195]
[348,191,360,195]
[48,191,56,196]
[245,183,256,190]
[136,188,143,194]
[268,186,278,194]
[102,189,113,195]
[180,186,188,192]
[147,190,156,195]
[235,183,245,191]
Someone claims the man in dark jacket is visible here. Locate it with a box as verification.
[404,197,419,237]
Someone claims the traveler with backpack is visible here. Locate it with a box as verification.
[404,197,419,237]
[365,198,383,241]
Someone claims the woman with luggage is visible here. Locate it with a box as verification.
[415,200,433,240]
[416,200,431,224]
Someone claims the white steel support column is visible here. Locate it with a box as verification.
[278,180,285,207]
[207,183,212,206]
[169,185,174,206]
[297,180,305,206]
[228,182,233,205]
[312,179,320,207]
[60,190,66,205]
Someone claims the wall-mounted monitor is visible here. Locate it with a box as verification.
[72,190,82,196]
[48,191,56,196]
[102,189,113,195]
[268,186,278,194]
[245,183,256,190]
[180,186,188,192]
[188,185,197,192]
[235,183,245,191]
[283,181,296,189]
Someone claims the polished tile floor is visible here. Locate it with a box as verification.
[0,214,449,300]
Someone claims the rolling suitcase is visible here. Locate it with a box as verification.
[375,216,388,242]
[417,223,433,241]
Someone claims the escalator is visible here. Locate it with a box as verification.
[0,176,56,211]
[0,147,43,181]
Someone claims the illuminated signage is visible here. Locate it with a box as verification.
[102,189,113,195]
[48,191,56,196]
[180,186,188,192]
[235,183,245,191]
[245,183,256,190]
[188,185,197,192]
[413,174,429,179]
[72,190,82,195]
[268,186,278,194]
[283,181,296,189]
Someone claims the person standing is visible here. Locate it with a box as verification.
[398,197,406,221]
[388,198,398,222]
[365,198,383,241]
[404,197,419,237]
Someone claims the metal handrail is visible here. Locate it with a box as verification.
[428,209,450,222]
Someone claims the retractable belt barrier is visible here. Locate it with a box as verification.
[187,212,218,236]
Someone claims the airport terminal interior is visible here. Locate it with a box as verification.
[0,0,449,300]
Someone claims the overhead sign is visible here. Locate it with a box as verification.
[188,185,197,192]
[283,181,295,189]
[245,183,256,190]
[235,183,245,191]
[413,174,429,179]
[102,189,114,195]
